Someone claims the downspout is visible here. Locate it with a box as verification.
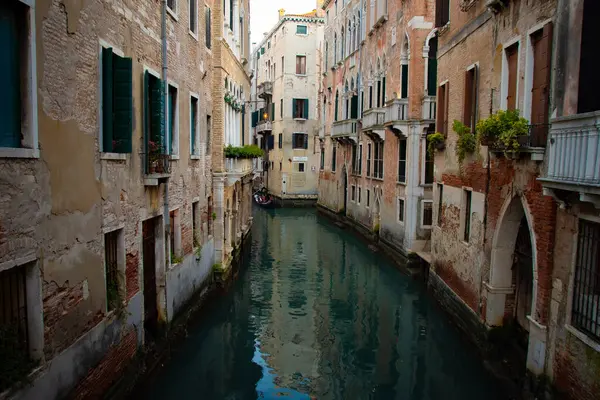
[479,87,493,315]
[162,0,170,296]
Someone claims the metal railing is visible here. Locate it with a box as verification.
[525,123,550,148]
[545,115,600,185]
[422,96,437,121]
[144,152,171,175]
[572,219,600,341]
[385,99,408,123]
[363,108,385,130]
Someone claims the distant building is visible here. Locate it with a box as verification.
[250,8,325,204]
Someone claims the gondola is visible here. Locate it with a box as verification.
[253,189,276,208]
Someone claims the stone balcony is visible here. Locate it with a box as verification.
[225,157,255,185]
[422,96,436,121]
[332,119,358,143]
[362,108,386,140]
[539,111,600,208]
[257,81,273,99]
[256,119,273,134]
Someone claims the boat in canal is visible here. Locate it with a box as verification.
[253,188,275,208]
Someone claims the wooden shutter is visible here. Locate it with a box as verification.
[444,83,450,135]
[112,54,133,153]
[351,95,358,118]
[267,135,274,150]
[271,103,275,121]
[303,99,309,119]
[251,110,258,127]
[361,92,364,117]
[506,44,518,111]
[168,86,176,153]
[463,69,473,128]
[304,134,308,149]
[401,64,408,99]
[102,47,114,152]
[428,38,438,96]
[205,7,211,48]
[531,23,553,125]
[382,76,386,104]
[436,84,445,135]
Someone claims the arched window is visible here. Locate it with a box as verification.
[345,80,350,119]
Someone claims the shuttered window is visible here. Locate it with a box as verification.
[373,141,384,179]
[530,23,553,146]
[350,95,358,119]
[144,71,165,156]
[436,82,449,136]
[506,43,518,111]
[190,96,198,155]
[398,138,407,183]
[296,55,306,74]
[271,103,275,121]
[102,47,133,153]
[0,1,21,148]
[293,98,308,119]
[427,37,438,96]
[435,0,449,28]
[296,25,307,34]
[189,0,198,34]
[367,143,372,176]
[292,133,308,149]
[168,85,178,154]
[463,66,478,132]
[251,110,258,127]
[332,145,337,172]
[278,133,282,149]
[205,6,211,48]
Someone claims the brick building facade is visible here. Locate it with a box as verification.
[0,0,232,397]
[318,0,436,259]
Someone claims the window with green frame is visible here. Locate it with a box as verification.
[296,25,307,34]
[102,47,133,153]
[0,1,23,148]
[144,71,165,158]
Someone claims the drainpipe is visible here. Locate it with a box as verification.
[162,0,170,294]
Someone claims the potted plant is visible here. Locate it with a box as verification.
[453,120,477,163]
[427,132,446,156]
[476,109,529,153]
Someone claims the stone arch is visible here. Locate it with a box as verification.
[487,195,539,328]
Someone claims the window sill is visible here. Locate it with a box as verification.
[0,147,40,159]
[100,152,127,161]
[293,118,307,121]
[296,74,307,77]
[190,154,201,160]
[372,177,384,182]
[565,324,600,353]
[167,7,178,21]
[397,181,407,186]
[170,154,180,160]
[421,225,433,230]
[189,30,199,41]
[295,33,308,37]
[421,183,434,187]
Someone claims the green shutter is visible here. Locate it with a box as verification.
[112,54,133,153]
[304,134,308,149]
[303,99,309,119]
[102,47,114,152]
[149,74,165,150]
[382,76,386,105]
[361,92,364,117]
[292,99,296,118]
[251,110,258,127]
[168,87,176,153]
[401,64,409,99]
[0,2,21,148]
[351,95,358,119]
[143,70,149,156]
[271,103,275,121]
[261,47,265,54]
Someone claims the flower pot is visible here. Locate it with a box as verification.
[434,141,446,151]
[517,135,529,147]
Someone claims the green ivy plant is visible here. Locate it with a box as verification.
[224,144,263,159]
[476,109,529,155]
[211,212,217,220]
[170,252,184,265]
[453,120,477,163]
[427,132,446,157]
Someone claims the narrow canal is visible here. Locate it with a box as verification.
[143,207,504,399]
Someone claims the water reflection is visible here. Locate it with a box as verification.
[144,207,502,400]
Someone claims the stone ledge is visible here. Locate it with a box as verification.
[0,147,40,159]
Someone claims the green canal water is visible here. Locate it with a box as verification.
[143,207,504,399]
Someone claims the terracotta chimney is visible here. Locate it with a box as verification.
[278,9,285,19]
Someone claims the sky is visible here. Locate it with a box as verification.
[249,0,319,47]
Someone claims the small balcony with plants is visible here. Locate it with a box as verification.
[143,138,171,186]
[224,144,262,185]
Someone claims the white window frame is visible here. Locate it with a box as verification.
[167,81,180,158]
[190,92,200,157]
[189,0,199,39]
[167,0,178,19]
[0,0,39,159]
[397,197,405,224]
[295,54,308,76]
[98,41,128,160]
[296,24,308,36]
[421,199,433,229]
[500,36,521,111]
